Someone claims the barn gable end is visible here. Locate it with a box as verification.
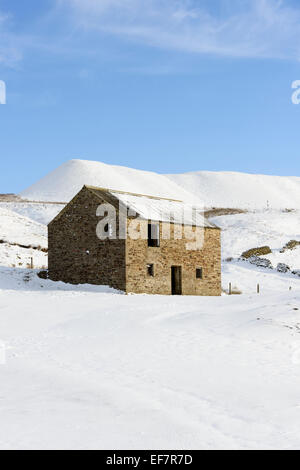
[48,186,126,291]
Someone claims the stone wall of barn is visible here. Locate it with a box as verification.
[48,187,126,291]
[125,221,221,296]
[48,187,222,296]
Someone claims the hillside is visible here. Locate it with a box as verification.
[167,171,300,210]
[20,160,300,210]
[10,159,300,285]
[0,207,47,248]
[20,160,200,205]
[211,210,300,264]
[212,209,300,294]
[0,207,48,269]
[0,202,64,226]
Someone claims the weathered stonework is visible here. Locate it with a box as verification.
[48,186,221,296]
[48,187,126,291]
[126,221,221,296]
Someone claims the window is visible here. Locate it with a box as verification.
[148,223,160,247]
[147,264,154,277]
[196,268,203,279]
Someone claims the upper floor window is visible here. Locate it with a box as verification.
[148,223,160,247]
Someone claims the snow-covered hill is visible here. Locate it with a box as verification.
[0,202,64,226]
[0,207,47,248]
[167,171,300,210]
[212,209,300,293]
[20,160,200,204]
[212,210,300,266]
[0,208,48,269]
[20,160,300,210]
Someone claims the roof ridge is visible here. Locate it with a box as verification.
[84,185,183,203]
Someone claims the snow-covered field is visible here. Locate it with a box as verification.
[1,160,300,449]
[0,243,47,270]
[1,270,300,450]
[1,206,300,449]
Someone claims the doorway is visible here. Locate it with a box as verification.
[171,266,182,295]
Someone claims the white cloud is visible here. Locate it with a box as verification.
[59,0,300,60]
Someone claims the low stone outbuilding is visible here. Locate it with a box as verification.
[48,185,221,295]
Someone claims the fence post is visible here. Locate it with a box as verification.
[257,284,260,294]
[229,282,232,295]
[30,257,33,269]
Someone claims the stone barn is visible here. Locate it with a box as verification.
[48,185,221,296]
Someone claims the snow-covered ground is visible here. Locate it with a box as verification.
[1,160,300,449]
[1,269,300,450]
[222,261,300,295]
[0,205,300,449]
[0,243,47,270]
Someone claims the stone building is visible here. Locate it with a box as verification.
[48,185,221,295]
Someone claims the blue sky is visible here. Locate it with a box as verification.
[0,0,300,193]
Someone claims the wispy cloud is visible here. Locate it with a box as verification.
[59,0,300,60]
[0,10,22,67]
[2,0,300,69]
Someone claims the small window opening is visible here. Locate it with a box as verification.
[147,264,154,277]
[196,268,203,279]
[104,223,113,237]
[148,223,160,247]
